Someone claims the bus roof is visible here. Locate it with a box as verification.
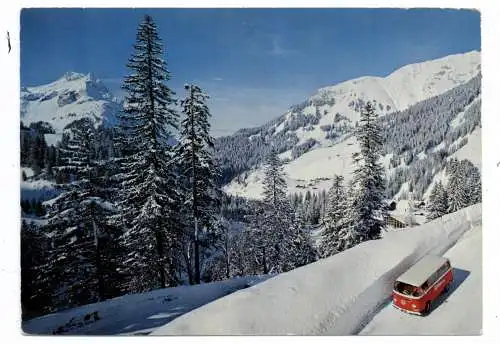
[396,255,449,287]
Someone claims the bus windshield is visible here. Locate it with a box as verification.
[394,281,423,297]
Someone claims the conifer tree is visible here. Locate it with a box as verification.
[447,159,481,212]
[21,220,51,318]
[320,175,349,257]
[177,84,220,284]
[41,118,121,309]
[117,14,181,292]
[350,101,387,243]
[427,181,449,220]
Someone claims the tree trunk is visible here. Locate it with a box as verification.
[225,226,230,279]
[194,217,200,284]
[92,208,105,301]
[183,242,194,285]
[156,229,166,289]
[188,85,201,285]
[262,246,268,274]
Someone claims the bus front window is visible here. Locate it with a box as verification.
[395,281,417,296]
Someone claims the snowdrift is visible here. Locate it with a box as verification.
[22,275,270,335]
[153,203,481,335]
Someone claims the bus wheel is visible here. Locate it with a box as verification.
[423,302,431,315]
[443,283,450,293]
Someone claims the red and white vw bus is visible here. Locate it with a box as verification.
[392,255,453,315]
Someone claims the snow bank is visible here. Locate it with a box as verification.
[22,275,270,335]
[153,204,481,335]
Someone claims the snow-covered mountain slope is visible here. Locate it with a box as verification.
[222,52,481,201]
[451,126,481,169]
[21,72,122,135]
[306,50,480,127]
[153,204,481,335]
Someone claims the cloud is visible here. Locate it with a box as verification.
[247,33,298,57]
[269,35,292,56]
[213,77,223,81]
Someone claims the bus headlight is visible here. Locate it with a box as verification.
[412,304,417,308]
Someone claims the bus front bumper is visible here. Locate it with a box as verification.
[392,303,423,315]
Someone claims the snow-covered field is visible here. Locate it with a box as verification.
[223,135,359,198]
[153,204,481,335]
[22,275,270,335]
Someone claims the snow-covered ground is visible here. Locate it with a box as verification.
[20,179,60,202]
[223,135,358,198]
[153,204,481,335]
[22,275,270,335]
[360,222,482,335]
[451,127,482,170]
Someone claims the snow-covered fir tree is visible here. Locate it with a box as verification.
[350,101,388,243]
[320,175,349,258]
[426,181,449,220]
[447,158,481,213]
[199,213,232,282]
[21,220,52,319]
[261,150,294,272]
[262,150,289,209]
[116,14,181,292]
[177,84,221,284]
[40,118,121,310]
[246,150,316,274]
[465,161,482,205]
[289,211,318,268]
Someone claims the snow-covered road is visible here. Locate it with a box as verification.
[360,224,482,335]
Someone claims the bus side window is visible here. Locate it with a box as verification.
[437,264,448,278]
[421,281,429,291]
[428,271,438,286]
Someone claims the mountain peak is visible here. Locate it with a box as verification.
[62,71,88,82]
[21,72,120,134]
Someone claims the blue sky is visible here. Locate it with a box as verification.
[21,8,480,136]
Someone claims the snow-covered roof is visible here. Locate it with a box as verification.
[396,255,448,287]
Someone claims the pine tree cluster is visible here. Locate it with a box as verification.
[426,158,481,220]
[320,102,388,257]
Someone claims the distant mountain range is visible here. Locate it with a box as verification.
[20,51,482,202]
